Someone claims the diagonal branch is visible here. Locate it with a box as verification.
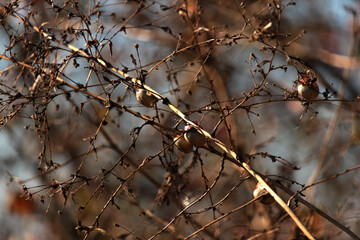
[29,26,317,240]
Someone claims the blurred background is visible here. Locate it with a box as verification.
[0,0,359,239]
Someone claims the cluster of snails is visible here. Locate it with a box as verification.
[135,70,319,206]
[135,87,206,153]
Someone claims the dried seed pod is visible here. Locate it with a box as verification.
[253,178,277,205]
[184,121,206,147]
[136,88,158,107]
[174,131,193,153]
[297,72,319,100]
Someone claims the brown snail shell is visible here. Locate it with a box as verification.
[298,82,319,100]
[174,134,193,153]
[136,88,158,107]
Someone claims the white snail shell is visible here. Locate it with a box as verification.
[253,178,277,205]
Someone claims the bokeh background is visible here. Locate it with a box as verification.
[0,0,359,239]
